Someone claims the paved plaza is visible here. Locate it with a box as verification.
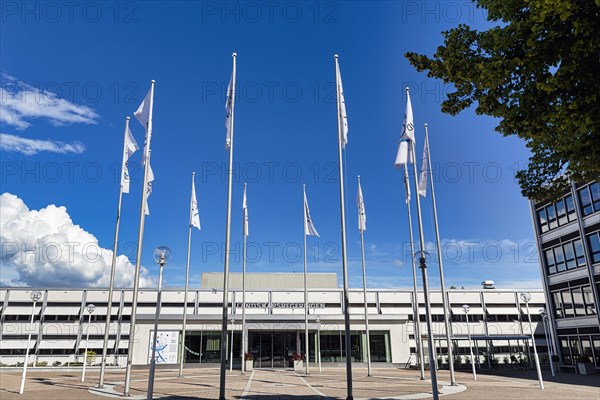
[0,367,598,400]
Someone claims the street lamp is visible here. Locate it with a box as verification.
[462,305,476,381]
[19,290,43,395]
[316,316,322,373]
[539,308,555,377]
[520,291,544,390]
[82,304,96,382]
[147,246,172,400]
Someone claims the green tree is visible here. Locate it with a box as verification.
[405,0,600,201]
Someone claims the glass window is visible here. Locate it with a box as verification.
[545,249,556,274]
[587,232,600,264]
[579,186,593,216]
[562,289,574,317]
[563,242,576,270]
[537,208,548,233]
[591,183,600,212]
[565,195,577,221]
[592,336,600,367]
[560,337,572,364]
[570,337,582,362]
[556,200,567,225]
[546,205,558,229]
[573,239,586,266]
[583,286,596,315]
[552,291,563,319]
[572,287,586,316]
[554,245,566,273]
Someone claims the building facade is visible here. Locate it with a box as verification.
[530,181,600,370]
[1,275,548,370]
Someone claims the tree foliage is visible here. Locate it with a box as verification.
[405,0,600,201]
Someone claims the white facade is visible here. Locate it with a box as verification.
[0,280,547,369]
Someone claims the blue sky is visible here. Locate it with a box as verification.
[0,1,540,290]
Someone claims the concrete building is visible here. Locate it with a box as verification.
[530,181,600,372]
[0,274,548,371]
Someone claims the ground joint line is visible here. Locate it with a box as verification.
[240,369,255,399]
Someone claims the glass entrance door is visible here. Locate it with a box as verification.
[249,331,297,368]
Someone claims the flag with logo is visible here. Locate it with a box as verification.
[121,125,139,194]
[395,89,415,167]
[357,181,366,232]
[191,178,201,229]
[304,191,319,237]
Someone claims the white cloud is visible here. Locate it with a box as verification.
[0,193,154,288]
[0,133,85,155]
[0,73,99,130]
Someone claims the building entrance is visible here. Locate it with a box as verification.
[249,331,297,368]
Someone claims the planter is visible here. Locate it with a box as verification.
[245,359,254,372]
[577,363,596,375]
[293,360,304,372]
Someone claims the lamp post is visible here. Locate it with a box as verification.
[81,304,96,382]
[316,316,322,372]
[462,305,476,381]
[539,308,555,377]
[520,291,544,389]
[147,246,171,400]
[19,290,42,395]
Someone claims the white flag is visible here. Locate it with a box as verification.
[335,57,348,148]
[304,191,319,237]
[225,58,236,149]
[134,88,152,129]
[243,185,248,237]
[357,181,366,232]
[121,125,139,194]
[191,179,201,230]
[395,89,415,167]
[418,131,429,197]
[403,166,411,204]
[144,162,154,216]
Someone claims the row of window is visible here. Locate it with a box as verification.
[543,231,600,276]
[579,183,600,216]
[544,238,586,275]
[559,334,600,366]
[536,182,600,234]
[552,284,597,319]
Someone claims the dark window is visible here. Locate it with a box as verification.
[583,286,596,315]
[556,200,567,225]
[545,249,556,275]
[546,205,558,229]
[565,195,577,221]
[562,290,574,318]
[563,242,576,270]
[538,208,548,233]
[587,232,600,264]
[573,239,586,267]
[554,246,566,273]
[560,338,572,364]
[591,183,600,212]
[572,287,586,317]
[579,186,593,216]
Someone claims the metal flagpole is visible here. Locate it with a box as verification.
[179,172,196,378]
[219,52,237,400]
[404,167,426,380]
[124,80,155,397]
[98,117,129,388]
[357,176,372,377]
[407,90,439,399]
[424,125,456,386]
[303,184,310,375]
[334,54,353,400]
[241,183,248,375]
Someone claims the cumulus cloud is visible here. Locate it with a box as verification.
[0,193,154,288]
[0,73,99,130]
[0,133,85,155]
